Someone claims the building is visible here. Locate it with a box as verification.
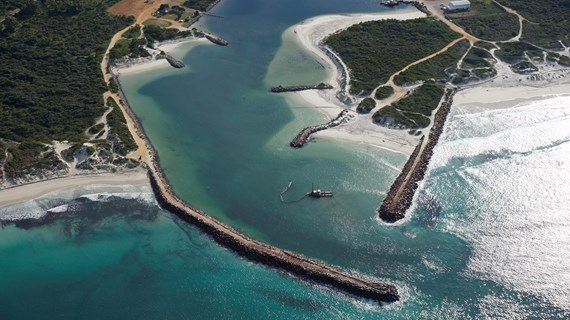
[443,0,471,12]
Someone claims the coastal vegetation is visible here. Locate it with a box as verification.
[356,98,376,114]
[374,86,394,100]
[106,98,138,156]
[494,41,541,64]
[462,46,495,68]
[496,0,570,49]
[324,18,461,95]
[394,39,470,86]
[144,24,192,42]
[373,84,444,129]
[0,0,133,179]
[184,0,218,11]
[109,38,151,59]
[143,18,172,27]
[447,0,519,41]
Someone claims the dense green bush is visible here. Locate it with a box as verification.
[88,123,105,135]
[144,25,192,42]
[494,41,541,63]
[0,0,131,144]
[109,38,150,59]
[462,46,495,68]
[183,0,218,11]
[0,0,132,177]
[394,40,470,85]
[392,84,444,116]
[373,84,444,129]
[325,18,461,95]
[394,40,469,85]
[356,98,376,114]
[374,86,394,100]
[496,0,570,49]
[106,98,137,156]
[449,0,519,41]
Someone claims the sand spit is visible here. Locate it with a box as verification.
[287,8,426,154]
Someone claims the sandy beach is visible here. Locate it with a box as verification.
[286,7,426,154]
[453,80,570,111]
[0,169,149,209]
[111,37,211,76]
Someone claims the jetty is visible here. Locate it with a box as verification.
[290,110,350,148]
[165,55,185,68]
[378,89,456,222]
[270,83,333,93]
[112,78,399,303]
[205,33,229,46]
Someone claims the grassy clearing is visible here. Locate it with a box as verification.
[143,18,172,27]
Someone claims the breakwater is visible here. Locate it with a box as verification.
[205,33,229,46]
[113,74,399,302]
[378,89,456,222]
[148,172,399,302]
[165,55,185,68]
[290,110,351,148]
[270,83,333,93]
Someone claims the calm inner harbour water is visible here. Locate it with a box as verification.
[1,0,569,318]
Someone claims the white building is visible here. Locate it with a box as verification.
[444,0,471,12]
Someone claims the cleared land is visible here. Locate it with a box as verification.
[108,0,151,17]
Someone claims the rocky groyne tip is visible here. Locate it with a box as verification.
[378,89,456,222]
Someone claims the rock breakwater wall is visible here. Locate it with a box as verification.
[114,75,399,303]
[378,89,456,222]
[148,172,399,303]
[290,110,350,148]
[165,55,185,68]
[270,83,333,93]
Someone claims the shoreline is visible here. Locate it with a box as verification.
[453,80,570,111]
[382,80,570,222]
[111,37,211,76]
[286,8,426,155]
[0,169,149,209]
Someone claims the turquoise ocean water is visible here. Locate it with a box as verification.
[1,0,569,318]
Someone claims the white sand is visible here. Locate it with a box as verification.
[454,80,570,111]
[290,8,427,154]
[0,169,149,208]
[113,37,210,75]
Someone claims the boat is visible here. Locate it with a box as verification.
[308,184,333,198]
